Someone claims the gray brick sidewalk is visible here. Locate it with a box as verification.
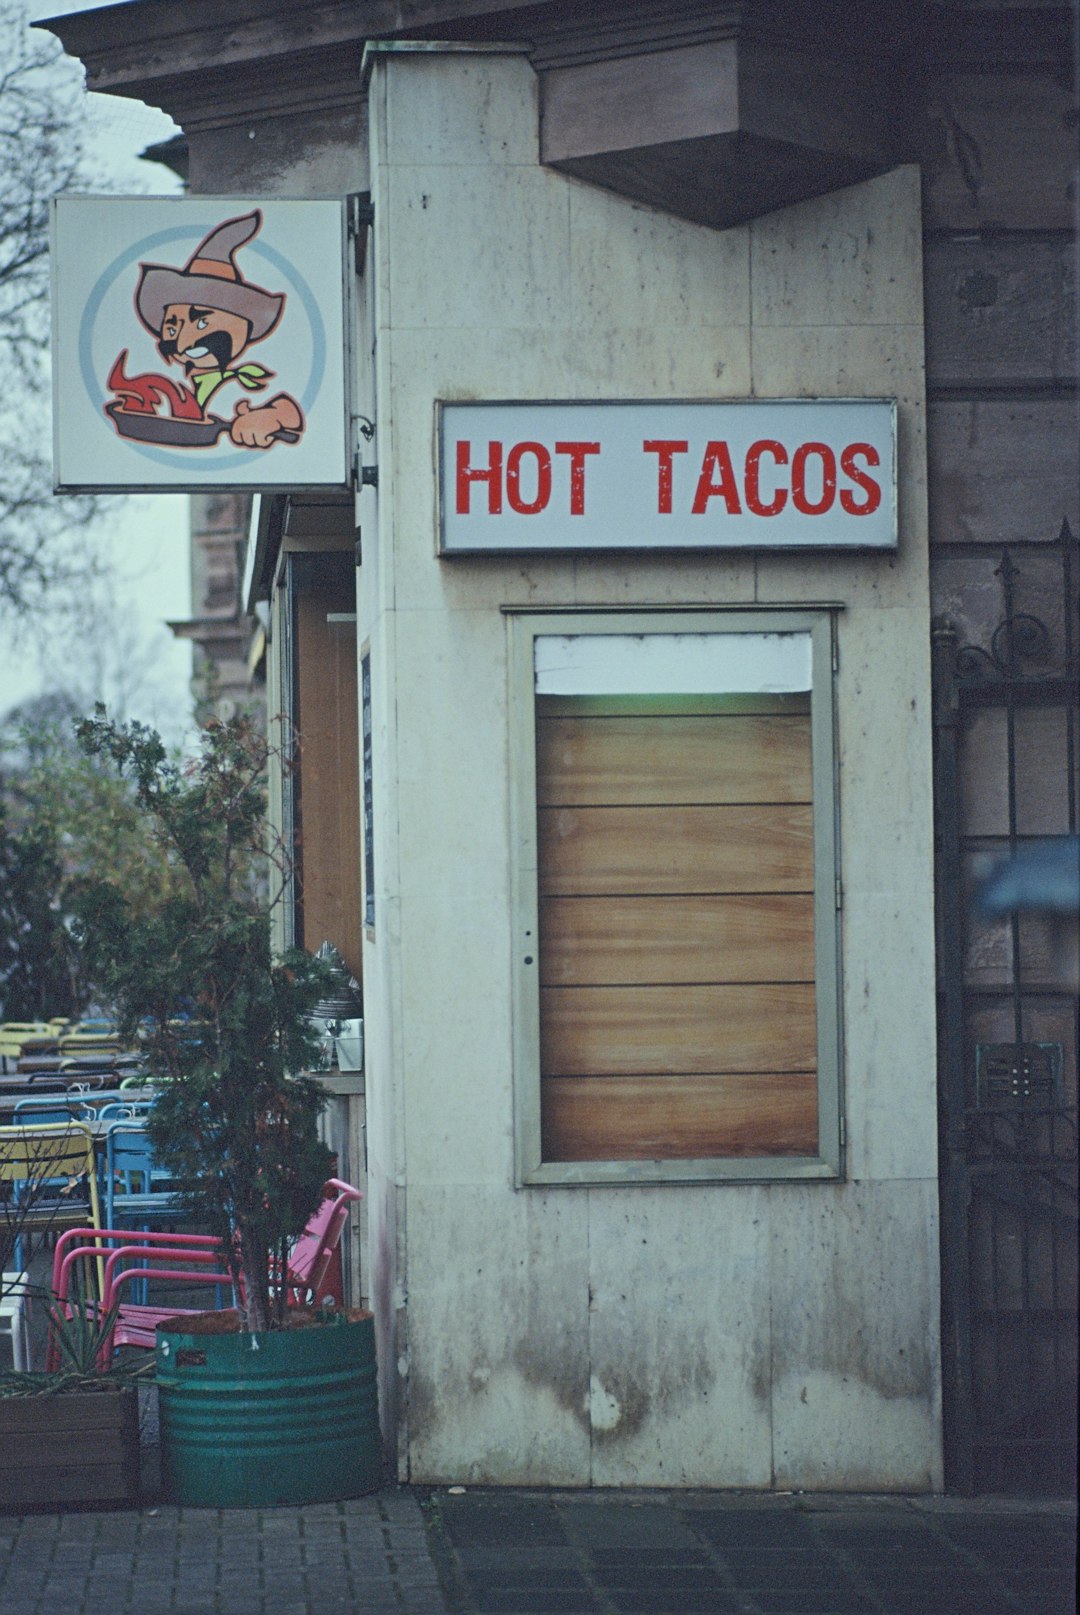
[418,1490,1077,1615]
[0,1489,447,1615]
[1,1489,1075,1615]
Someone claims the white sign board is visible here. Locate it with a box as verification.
[439,399,896,552]
[51,197,349,490]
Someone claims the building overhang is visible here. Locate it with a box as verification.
[42,0,919,230]
[537,31,905,230]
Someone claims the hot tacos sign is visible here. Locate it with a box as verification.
[51,198,349,490]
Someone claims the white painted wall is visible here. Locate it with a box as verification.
[360,43,940,1489]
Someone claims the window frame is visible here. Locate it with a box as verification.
[507,607,844,1187]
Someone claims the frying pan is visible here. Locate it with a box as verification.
[106,400,299,447]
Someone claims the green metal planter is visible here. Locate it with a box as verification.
[155,1311,380,1507]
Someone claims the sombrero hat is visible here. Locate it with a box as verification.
[135,210,284,343]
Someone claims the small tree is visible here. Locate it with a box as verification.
[72,709,335,1333]
[0,697,176,1019]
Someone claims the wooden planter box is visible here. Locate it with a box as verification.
[0,1386,140,1511]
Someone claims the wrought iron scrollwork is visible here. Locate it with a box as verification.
[955,611,1052,681]
[947,523,1078,686]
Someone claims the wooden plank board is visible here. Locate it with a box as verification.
[539,893,815,986]
[540,983,817,1076]
[2,1463,138,1510]
[537,713,812,806]
[0,1390,137,1435]
[296,590,362,982]
[541,1072,818,1160]
[0,1390,140,1509]
[538,695,807,717]
[538,804,814,895]
[3,1429,133,1465]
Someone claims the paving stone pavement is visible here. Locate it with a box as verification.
[0,1490,445,1615]
[417,1490,1077,1615]
[0,1488,1074,1615]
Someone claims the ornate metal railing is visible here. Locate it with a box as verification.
[932,518,1078,1495]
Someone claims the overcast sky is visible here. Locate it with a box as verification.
[2,1,193,746]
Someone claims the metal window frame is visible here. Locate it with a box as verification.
[507,606,844,1187]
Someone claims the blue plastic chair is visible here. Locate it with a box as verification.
[12,1096,85,1125]
[103,1124,184,1229]
[97,1099,155,1121]
[102,1124,189,1304]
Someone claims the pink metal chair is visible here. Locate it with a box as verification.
[47,1179,362,1369]
[47,1227,224,1371]
[270,1178,360,1308]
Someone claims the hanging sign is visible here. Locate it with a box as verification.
[51,197,350,491]
[439,398,896,552]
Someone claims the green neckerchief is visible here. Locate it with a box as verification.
[192,363,272,412]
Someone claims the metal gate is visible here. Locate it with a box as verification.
[932,520,1078,1494]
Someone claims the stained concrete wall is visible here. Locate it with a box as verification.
[359,44,942,1489]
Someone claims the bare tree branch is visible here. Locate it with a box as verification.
[0,2,113,623]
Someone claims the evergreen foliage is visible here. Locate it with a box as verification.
[72,710,335,1333]
[0,702,173,1019]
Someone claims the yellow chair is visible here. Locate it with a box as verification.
[0,1023,53,1066]
[0,1123,104,1284]
[59,1034,122,1055]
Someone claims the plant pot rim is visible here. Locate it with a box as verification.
[157,1306,372,1338]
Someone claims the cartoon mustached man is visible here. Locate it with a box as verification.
[134,211,303,448]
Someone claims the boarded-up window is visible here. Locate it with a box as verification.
[511,616,841,1184]
[538,693,817,1160]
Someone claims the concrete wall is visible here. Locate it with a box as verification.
[360,45,941,1489]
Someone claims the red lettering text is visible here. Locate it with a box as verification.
[555,441,600,516]
[456,440,503,514]
[791,442,836,516]
[692,440,742,515]
[643,439,689,514]
[744,439,789,517]
[839,443,882,514]
[506,441,552,515]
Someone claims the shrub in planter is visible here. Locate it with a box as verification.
[156,1306,380,1507]
[73,711,334,1333]
[70,712,379,1504]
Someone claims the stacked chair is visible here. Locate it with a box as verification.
[0,1121,104,1275]
[47,1179,362,1370]
[0,1120,106,1354]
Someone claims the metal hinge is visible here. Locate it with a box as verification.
[839,1116,846,1149]
[352,450,379,492]
[347,193,375,274]
[835,875,843,910]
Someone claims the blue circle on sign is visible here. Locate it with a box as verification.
[79,218,328,473]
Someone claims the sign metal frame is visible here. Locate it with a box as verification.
[437,397,898,555]
[51,195,353,494]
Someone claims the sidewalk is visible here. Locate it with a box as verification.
[420,1489,1077,1615]
[0,1489,438,1615]
[0,1486,1074,1615]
